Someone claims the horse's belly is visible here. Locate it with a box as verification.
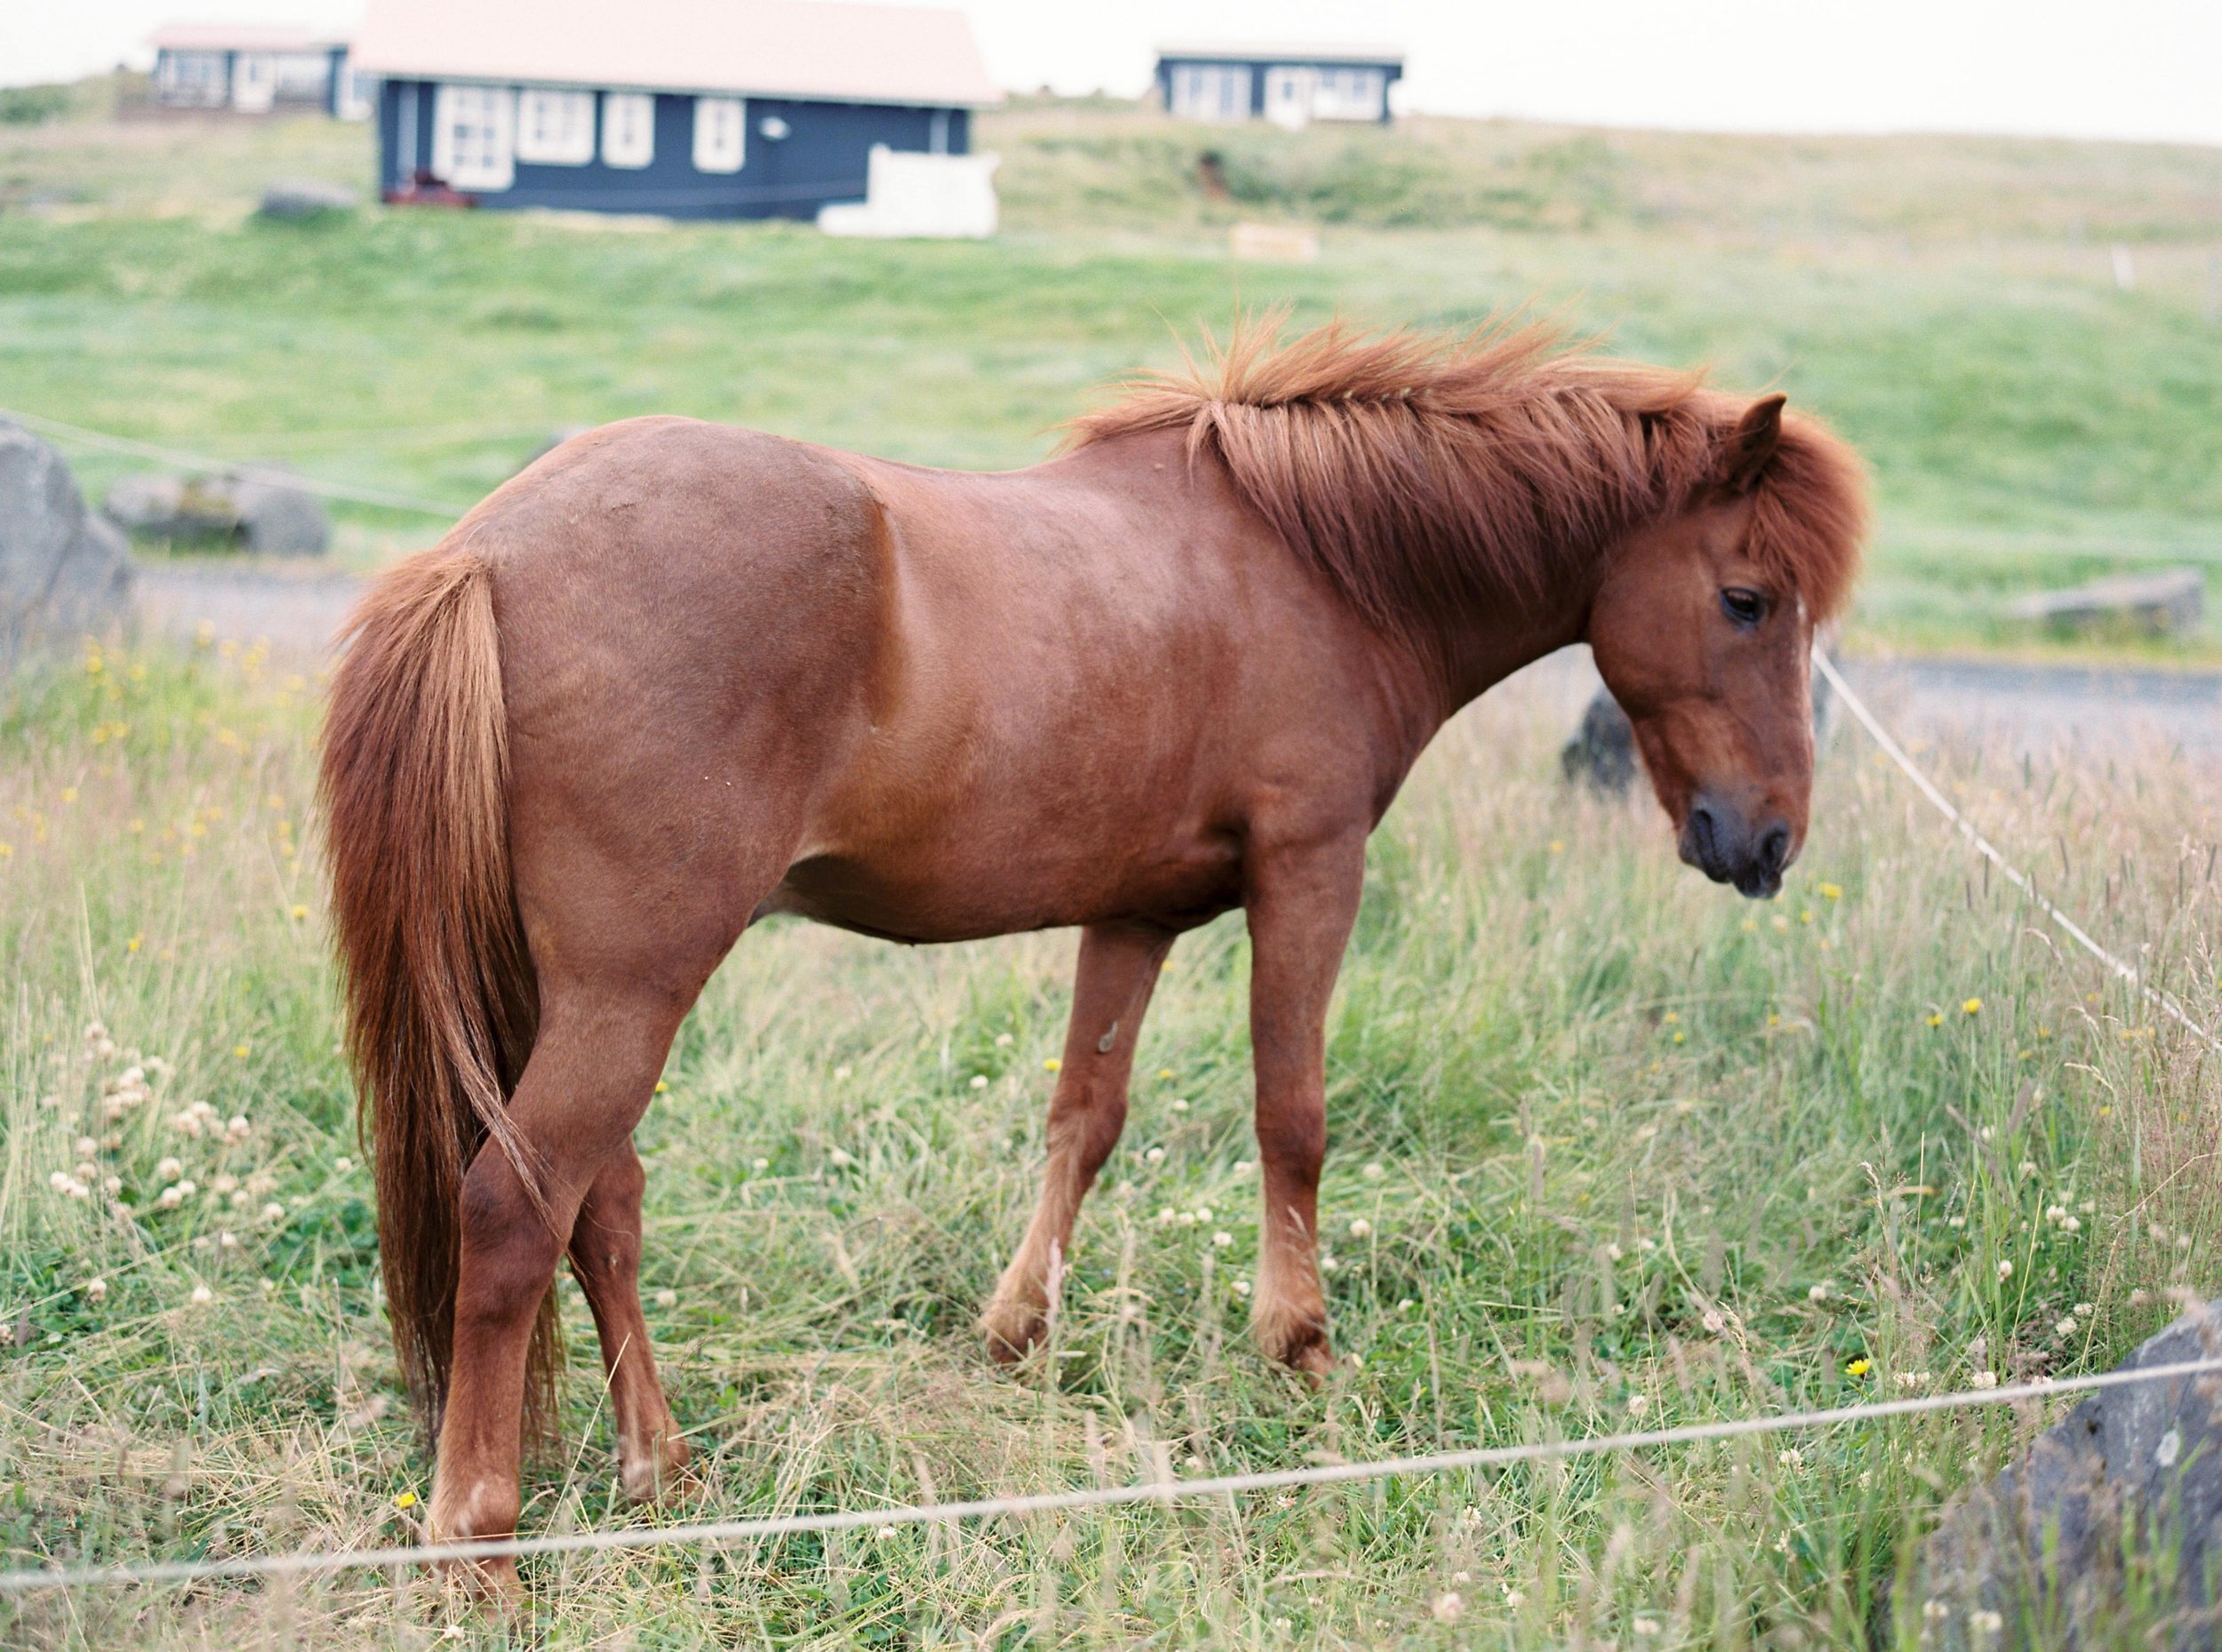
[759,826,1242,944]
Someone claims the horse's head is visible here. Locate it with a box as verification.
[1588,395,1866,899]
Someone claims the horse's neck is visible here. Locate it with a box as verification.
[1421,546,1605,717]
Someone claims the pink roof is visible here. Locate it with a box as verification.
[353,0,1001,108]
[150,21,347,53]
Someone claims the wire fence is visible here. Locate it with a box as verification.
[3,1354,2218,1595]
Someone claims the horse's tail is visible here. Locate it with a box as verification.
[319,545,560,1438]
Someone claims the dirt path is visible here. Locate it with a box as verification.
[135,562,2219,754]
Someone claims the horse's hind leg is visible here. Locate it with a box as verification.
[567,1143,687,1503]
[981,921,1173,1362]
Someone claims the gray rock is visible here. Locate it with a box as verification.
[233,475,330,556]
[0,420,135,665]
[103,467,328,557]
[1560,687,1641,793]
[259,178,360,219]
[1900,1300,2222,1649]
[2005,569,2204,635]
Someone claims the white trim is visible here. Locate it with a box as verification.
[691,96,746,173]
[516,88,595,164]
[430,83,515,192]
[601,92,656,168]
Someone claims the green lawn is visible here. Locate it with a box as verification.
[3,100,2220,658]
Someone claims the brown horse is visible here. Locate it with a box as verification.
[321,319,1864,1584]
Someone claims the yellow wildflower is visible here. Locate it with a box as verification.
[1845,1358,1870,1377]
[1962,998,1983,1016]
[1043,1057,1062,1073]
[232,1043,249,1059]
[394,1491,418,1511]
[1926,1013,1943,1027]
[1818,882,1842,900]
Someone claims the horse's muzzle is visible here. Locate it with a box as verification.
[1679,795,1793,899]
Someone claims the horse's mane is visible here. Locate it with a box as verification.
[1062,318,1866,637]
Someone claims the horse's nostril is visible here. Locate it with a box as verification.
[1760,826,1790,874]
[1690,807,1717,865]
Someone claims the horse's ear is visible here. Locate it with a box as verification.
[1720,394,1786,495]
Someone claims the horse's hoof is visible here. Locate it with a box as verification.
[1254,1306,1334,1385]
[436,1553,524,1606]
[979,1296,1048,1367]
[619,1427,692,1505]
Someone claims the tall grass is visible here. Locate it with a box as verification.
[0,638,2214,1648]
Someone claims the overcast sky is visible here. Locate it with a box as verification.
[9,0,2219,145]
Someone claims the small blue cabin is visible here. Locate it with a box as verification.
[352,0,999,220]
[148,24,369,119]
[1155,44,1403,128]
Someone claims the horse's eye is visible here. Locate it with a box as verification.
[1720,587,1765,627]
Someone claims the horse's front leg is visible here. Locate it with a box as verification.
[982,920,1175,1363]
[1244,834,1366,1379]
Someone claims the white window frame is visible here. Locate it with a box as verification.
[691,96,746,173]
[431,84,516,192]
[516,88,595,165]
[602,92,656,169]
[1169,63,1251,123]
[1313,67,1386,122]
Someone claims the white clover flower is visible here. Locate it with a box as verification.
[1431,1592,1464,1624]
[1194,1206,1213,1223]
[1997,1259,2013,1280]
[1970,1608,2003,1634]
[334,1156,352,1172]
[875,1525,898,1540]
[1348,1218,1371,1239]
[827,1148,854,1169]
[225,1116,251,1141]
[104,1177,121,1196]
[188,1284,212,1306]
[157,1185,185,1209]
[1362,1161,1384,1180]
[73,1136,97,1159]
[1701,1308,1726,1333]
[653,1288,677,1308]
[2060,1216,2082,1234]
[1604,1241,1623,1262]
[2056,1318,2077,1338]
[1778,1448,1803,1470]
[994,1033,1012,1048]
[1809,1281,1833,1302]
[212,1174,237,1195]
[1144,1146,1164,1165]
[969,1075,987,1089]
[1156,1208,1177,1225]
[157,1157,182,1181]
[84,1278,107,1301]
[260,1201,284,1223]
[1211,1230,1234,1249]
[751,1157,769,1171]
[1230,1279,1251,1297]
[1233,1159,1252,1175]
[1627,1393,1650,1417]
[1970,1370,1999,1389]
[219,1231,238,1249]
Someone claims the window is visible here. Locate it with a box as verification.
[1312,67,1386,122]
[1168,63,1251,122]
[517,89,595,164]
[158,51,228,106]
[602,92,655,168]
[692,97,745,172]
[431,84,516,191]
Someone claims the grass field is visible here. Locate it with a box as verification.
[2,92,2221,1648]
[1,636,2218,1648]
[2,97,2220,658]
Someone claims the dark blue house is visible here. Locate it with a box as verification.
[352,0,999,220]
[148,23,370,119]
[1155,44,1403,128]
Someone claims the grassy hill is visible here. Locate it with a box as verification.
[2,91,2218,657]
